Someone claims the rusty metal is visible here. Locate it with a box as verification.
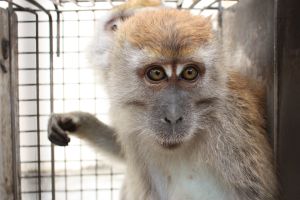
[1,38,9,60]
[0,60,7,73]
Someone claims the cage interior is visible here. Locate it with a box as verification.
[0,0,238,199]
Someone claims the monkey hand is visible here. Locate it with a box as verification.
[48,112,123,163]
[47,113,81,146]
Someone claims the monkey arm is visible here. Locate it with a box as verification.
[48,111,124,164]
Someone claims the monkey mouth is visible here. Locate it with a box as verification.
[157,136,184,149]
[153,128,192,149]
[161,141,182,149]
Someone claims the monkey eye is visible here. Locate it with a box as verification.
[180,64,199,81]
[146,66,167,82]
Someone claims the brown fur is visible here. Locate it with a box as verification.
[114,0,161,11]
[228,71,266,128]
[118,9,213,58]
[206,71,278,199]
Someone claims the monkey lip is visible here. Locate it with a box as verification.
[161,141,182,149]
[157,137,184,149]
[154,128,191,149]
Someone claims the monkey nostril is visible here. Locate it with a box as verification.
[164,116,183,124]
[176,117,183,124]
[164,117,171,124]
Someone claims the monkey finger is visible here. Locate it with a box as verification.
[48,131,69,146]
[48,115,70,139]
[59,116,78,132]
[48,116,70,146]
[50,125,71,145]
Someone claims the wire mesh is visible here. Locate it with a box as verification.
[17,7,124,200]
[0,0,238,199]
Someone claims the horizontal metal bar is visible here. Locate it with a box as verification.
[18,51,83,54]
[56,0,177,3]
[21,188,120,194]
[18,67,93,70]
[20,159,108,163]
[17,18,97,23]
[21,173,124,179]
[18,36,91,39]
[18,97,107,101]
[18,83,96,86]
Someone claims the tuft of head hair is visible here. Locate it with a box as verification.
[117,9,213,58]
[113,0,162,12]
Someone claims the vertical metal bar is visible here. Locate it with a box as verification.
[7,0,21,199]
[176,0,183,9]
[58,12,64,199]
[77,11,83,200]
[92,10,99,200]
[7,1,15,196]
[61,13,68,200]
[199,0,218,13]
[54,5,60,57]
[33,12,42,200]
[95,160,98,200]
[110,167,113,200]
[217,0,223,39]
[49,17,56,200]
[273,0,279,162]
[189,0,202,9]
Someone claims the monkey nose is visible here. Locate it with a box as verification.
[163,116,183,125]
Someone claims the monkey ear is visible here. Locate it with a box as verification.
[88,0,162,72]
[108,21,119,32]
[103,0,162,32]
[104,15,129,32]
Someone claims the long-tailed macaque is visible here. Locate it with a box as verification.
[48,1,278,199]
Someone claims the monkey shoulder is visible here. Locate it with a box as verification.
[225,70,266,129]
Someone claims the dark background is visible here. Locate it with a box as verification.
[223,0,300,199]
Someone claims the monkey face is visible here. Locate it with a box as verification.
[94,8,226,150]
[108,59,222,149]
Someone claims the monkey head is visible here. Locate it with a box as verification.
[92,8,227,150]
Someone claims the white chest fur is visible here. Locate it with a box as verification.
[148,161,234,200]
